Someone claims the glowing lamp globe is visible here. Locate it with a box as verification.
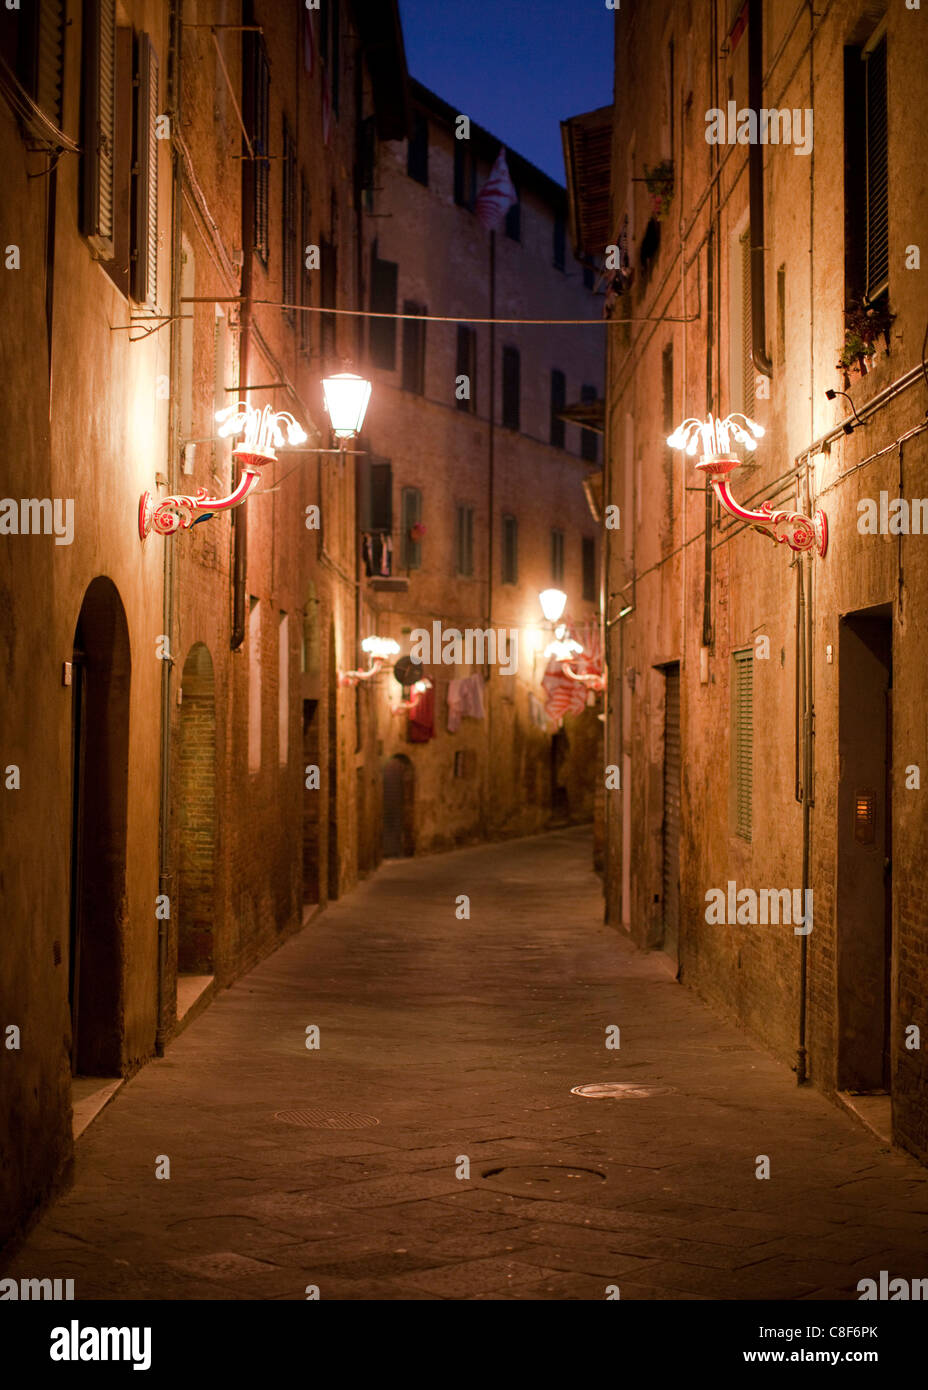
[322,373,372,439]
[361,636,400,661]
[539,588,568,624]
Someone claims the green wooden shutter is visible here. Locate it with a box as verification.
[733,648,753,841]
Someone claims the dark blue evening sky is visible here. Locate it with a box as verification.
[398,0,615,185]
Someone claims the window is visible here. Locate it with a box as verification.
[246,32,270,265]
[505,194,521,241]
[278,613,289,766]
[582,537,596,601]
[3,0,66,129]
[248,598,261,774]
[402,487,422,570]
[402,302,426,394]
[369,246,398,369]
[845,30,889,308]
[732,648,753,841]
[456,325,477,412]
[300,176,312,355]
[455,505,475,577]
[580,384,598,461]
[550,369,566,447]
[502,346,520,430]
[553,213,566,271]
[132,33,159,306]
[359,457,393,532]
[407,112,428,186]
[282,120,297,325]
[320,236,336,359]
[551,528,565,584]
[79,2,115,255]
[454,140,476,208]
[502,514,518,585]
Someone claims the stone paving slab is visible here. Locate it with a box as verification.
[3,827,928,1300]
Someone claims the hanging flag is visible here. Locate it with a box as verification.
[303,9,315,74]
[475,147,517,231]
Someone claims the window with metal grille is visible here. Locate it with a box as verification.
[502,514,518,585]
[80,0,116,258]
[864,34,888,301]
[553,213,566,271]
[407,112,428,186]
[246,32,270,266]
[740,226,754,418]
[369,246,398,369]
[551,528,565,584]
[282,119,297,324]
[582,536,596,601]
[455,505,475,577]
[550,368,566,447]
[402,487,422,570]
[402,302,426,394]
[456,325,477,412]
[454,140,476,208]
[732,648,753,841]
[580,384,598,461]
[502,346,520,430]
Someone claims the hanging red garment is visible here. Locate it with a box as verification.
[407,684,434,742]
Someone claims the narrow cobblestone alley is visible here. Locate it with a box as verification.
[6,828,928,1302]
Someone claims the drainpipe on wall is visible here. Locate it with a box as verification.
[156,0,183,1056]
[748,0,773,381]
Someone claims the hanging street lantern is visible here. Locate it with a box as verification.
[321,373,373,440]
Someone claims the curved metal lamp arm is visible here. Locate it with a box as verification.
[339,659,383,688]
[697,455,828,558]
[139,448,271,540]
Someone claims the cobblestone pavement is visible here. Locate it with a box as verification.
[6,828,928,1300]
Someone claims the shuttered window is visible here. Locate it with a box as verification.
[455,506,475,577]
[550,368,566,447]
[282,119,296,323]
[401,487,422,570]
[740,226,754,418]
[34,0,65,127]
[864,34,888,301]
[246,33,270,266]
[733,648,753,841]
[320,237,336,359]
[132,33,159,307]
[80,0,116,256]
[401,303,426,394]
[456,325,476,412]
[551,528,565,584]
[370,248,398,369]
[502,514,517,584]
[502,346,520,430]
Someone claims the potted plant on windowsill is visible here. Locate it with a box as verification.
[836,297,895,388]
[643,159,674,221]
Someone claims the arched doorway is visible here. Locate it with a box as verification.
[382,754,414,858]
[68,577,131,1076]
[176,643,216,983]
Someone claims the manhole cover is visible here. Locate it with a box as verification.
[570,1083,676,1099]
[482,1164,606,1195]
[274,1108,379,1129]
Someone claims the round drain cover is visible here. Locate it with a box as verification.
[274,1107,379,1129]
[570,1083,676,1099]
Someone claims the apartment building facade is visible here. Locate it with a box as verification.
[357,80,606,855]
[0,0,406,1250]
[588,0,928,1161]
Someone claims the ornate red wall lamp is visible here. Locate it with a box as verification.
[667,413,828,558]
